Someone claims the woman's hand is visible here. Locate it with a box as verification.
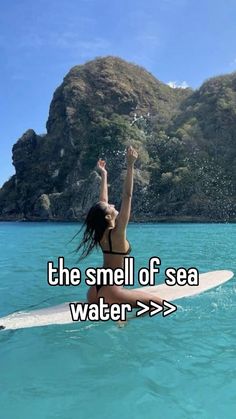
[97,158,107,175]
[126,146,138,166]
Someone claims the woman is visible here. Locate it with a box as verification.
[77,146,164,309]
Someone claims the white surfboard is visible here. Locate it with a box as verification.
[0,270,234,331]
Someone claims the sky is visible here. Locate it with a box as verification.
[0,0,236,187]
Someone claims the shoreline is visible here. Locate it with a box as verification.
[0,215,235,223]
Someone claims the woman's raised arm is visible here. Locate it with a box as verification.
[116,146,138,231]
[97,158,108,203]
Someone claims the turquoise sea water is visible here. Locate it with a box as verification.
[0,222,236,419]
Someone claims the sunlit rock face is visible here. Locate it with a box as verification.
[0,56,235,221]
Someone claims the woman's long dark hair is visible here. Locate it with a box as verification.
[74,201,110,261]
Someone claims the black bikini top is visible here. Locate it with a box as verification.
[101,229,132,255]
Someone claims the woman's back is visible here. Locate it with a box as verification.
[99,227,132,269]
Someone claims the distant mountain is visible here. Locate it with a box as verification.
[0,56,235,221]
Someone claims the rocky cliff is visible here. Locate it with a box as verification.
[0,56,235,221]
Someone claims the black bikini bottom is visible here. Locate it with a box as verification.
[96,284,104,293]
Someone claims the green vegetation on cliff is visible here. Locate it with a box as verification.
[0,57,235,221]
